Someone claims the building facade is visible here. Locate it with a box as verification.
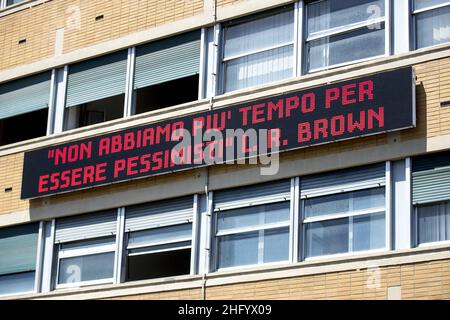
[0,0,450,300]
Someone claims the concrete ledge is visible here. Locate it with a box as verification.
[4,242,450,300]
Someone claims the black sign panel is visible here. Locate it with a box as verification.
[21,67,415,199]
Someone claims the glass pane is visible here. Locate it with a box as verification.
[304,188,385,219]
[308,26,385,71]
[217,201,290,232]
[304,193,350,218]
[60,236,115,250]
[306,218,349,257]
[353,213,385,251]
[217,232,259,268]
[353,188,385,211]
[127,224,192,248]
[307,0,385,34]
[416,6,450,48]
[0,271,35,296]
[0,223,39,275]
[418,202,450,244]
[58,252,114,284]
[414,0,450,11]
[6,0,26,6]
[128,240,191,256]
[224,44,293,92]
[224,10,294,58]
[263,227,289,263]
[217,227,289,268]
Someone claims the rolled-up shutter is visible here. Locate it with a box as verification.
[125,197,193,232]
[0,223,39,275]
[55,210,117,243]
[301,163,386,199]
[0,72,51,120]
[134,30,201,89]
[214,180,291,211]
[413,152,450,205]
[66,50,128,108]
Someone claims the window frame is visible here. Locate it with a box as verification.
[211,180,294,272]
[0,222,43,298]
[412,0,450,50]
[414,200,450,248]
[304,0,391,73]
[219,6,296,94]
[300,183,390,261]
[54,238,116,290]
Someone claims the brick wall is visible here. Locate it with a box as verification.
[0,153,28,215]
[0,0,203,71]
[110,258,450,300]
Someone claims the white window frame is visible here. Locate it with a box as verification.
[304,0,391,73]
[219,6,296,94]
[412,0,450,49]
[54,239,116,290]
[414,200,450,248]
[212,180,294,272]
[122,195,198,279]
[301,179,390,261]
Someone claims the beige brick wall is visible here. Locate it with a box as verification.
[1,56,450,216]
[0,153,28,215]
[110,259,450,300]
[0,0,203,72]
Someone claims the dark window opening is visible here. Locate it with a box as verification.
[126,248,191,281]
[64,94,124,130]
[134,75,199,115]
[0,108,48,146]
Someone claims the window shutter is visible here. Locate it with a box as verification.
[0,223,39,275]
[134,30,201,89]
[66,50,128,108]
[413,152,450,205]
[125,197,194,232]
[214,180,291,211]
[301,163,386,199]
[0,72,51,120]
[54,210,118,243]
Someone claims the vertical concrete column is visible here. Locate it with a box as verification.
[393,158,412,250]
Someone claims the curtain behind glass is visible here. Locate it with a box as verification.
[223,10,294,92]
[418,201,450,244]
[416,5,450,48]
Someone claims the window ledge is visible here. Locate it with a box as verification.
[0,0,52,18]
[6,242,450,300]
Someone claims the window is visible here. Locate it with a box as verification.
[413,0,450,48]
[412,151,450,245]
[133,31,201,115]
[0,0,26,9]
[213,180,291,270]
[0,223,39,296]
[54,210,118,288]
[124,197,194,281]
[221,8,295,93]
[305,0,387,72]
[6,0,26,6]
[64,51,127,130]
[300,164,387,258]
[303,188,386,257]
[0,72,51,146]
[417,201,450,244]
